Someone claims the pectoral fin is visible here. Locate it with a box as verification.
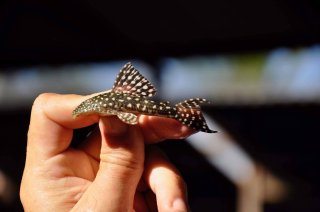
[117,112,138,125]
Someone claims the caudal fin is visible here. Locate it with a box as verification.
[175,98,217,133]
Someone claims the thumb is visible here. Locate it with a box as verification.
[74,117,144,211]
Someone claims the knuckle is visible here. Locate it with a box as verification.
[28,93,58,140]
[100,150,143,171]
[32,93,56,110]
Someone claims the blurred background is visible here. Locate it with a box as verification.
[1,0,320,211]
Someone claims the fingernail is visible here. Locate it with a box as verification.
[172,198,189,212]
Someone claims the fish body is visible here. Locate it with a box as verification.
[73,62,216,133]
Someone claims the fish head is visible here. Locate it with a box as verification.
[72,91,113,118]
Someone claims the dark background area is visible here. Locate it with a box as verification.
[1,0,320,66]
[0,0,320,211]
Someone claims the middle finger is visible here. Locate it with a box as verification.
[143,146,190,212]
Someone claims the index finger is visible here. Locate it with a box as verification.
[27,93,99,159]
[139,115,196,144]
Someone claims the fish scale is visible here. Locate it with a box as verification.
[73,62,217,133]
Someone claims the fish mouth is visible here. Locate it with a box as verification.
[72,111,80,119]
[72,114,78,119]
[72,103,85,119]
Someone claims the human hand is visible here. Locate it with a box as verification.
[20,93,194,211]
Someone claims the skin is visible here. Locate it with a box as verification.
[20,93,195,212]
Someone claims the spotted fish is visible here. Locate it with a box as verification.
[73,62,217,133]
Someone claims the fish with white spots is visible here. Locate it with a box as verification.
[73,62,217,133]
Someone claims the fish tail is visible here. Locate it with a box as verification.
[175,98,217,133]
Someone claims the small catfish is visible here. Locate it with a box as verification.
[73,62,217,133]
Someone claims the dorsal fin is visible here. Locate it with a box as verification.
[112,62,156,97]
